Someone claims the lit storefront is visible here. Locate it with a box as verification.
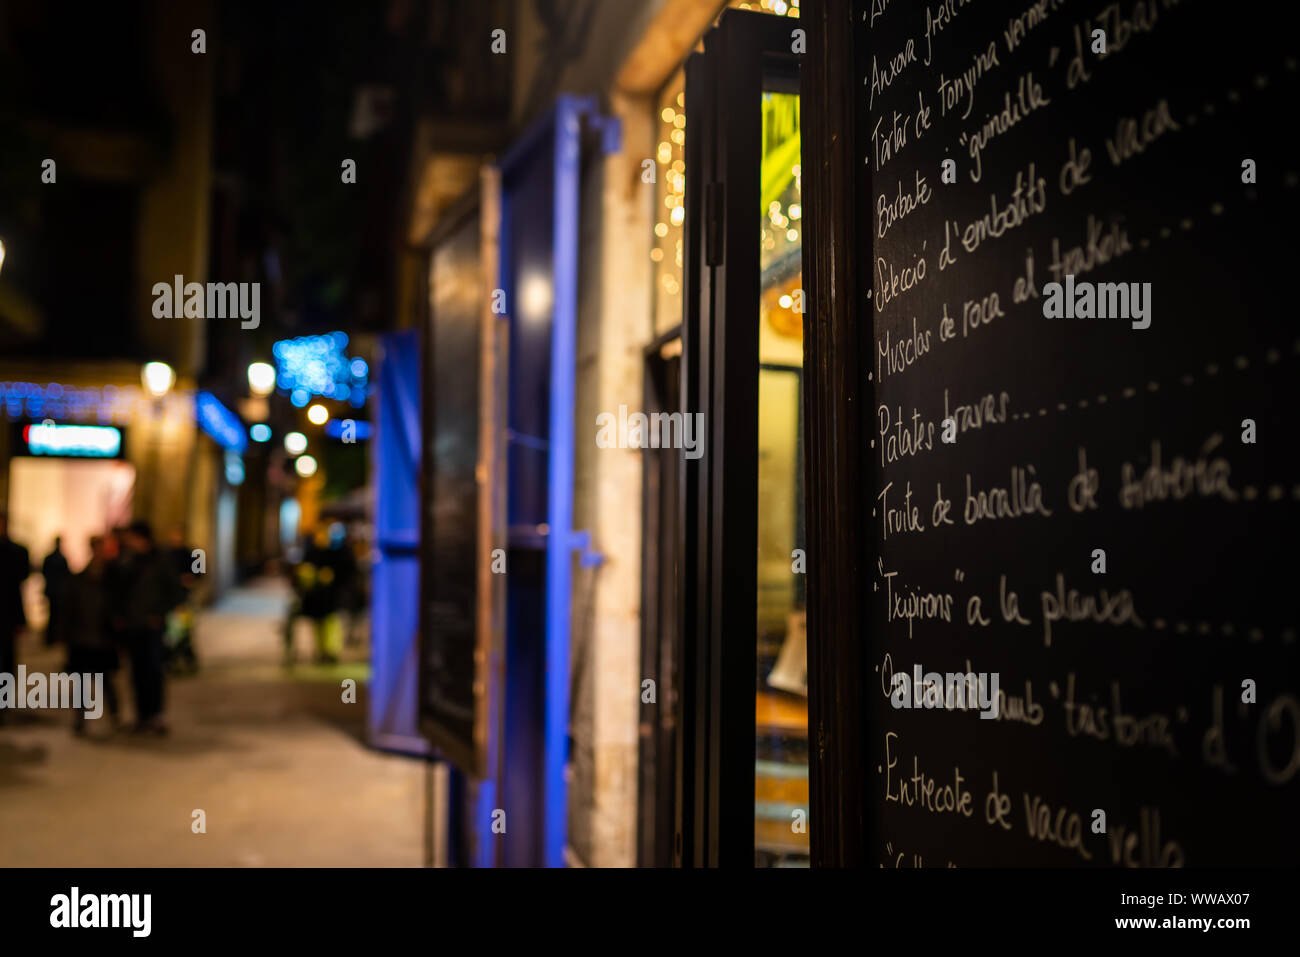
[0,368,231,611]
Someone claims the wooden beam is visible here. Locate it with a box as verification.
[615,0,727,95]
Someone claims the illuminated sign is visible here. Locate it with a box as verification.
[1,381,193,425]
[23,422,122,458]
[324,418,372,441]
[195,392,248,452]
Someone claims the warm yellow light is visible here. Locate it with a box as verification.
[519,273,553,320]
[654,222,668,238]
[284,431,308,456]
[141,361,175,398]
[247,361,276,396]
[294,454,318,478]
[661,107,675,123]
[0,238,6,276]
[307,404,329,425]
[670,206,685,227]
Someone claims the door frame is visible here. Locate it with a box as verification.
[638,325,684,868]
[680,8,803,867]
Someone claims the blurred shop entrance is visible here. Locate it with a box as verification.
[7,456,134,624]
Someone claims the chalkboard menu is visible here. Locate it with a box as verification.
[862,0,1298,865]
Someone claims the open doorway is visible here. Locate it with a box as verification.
[6,456,135,628]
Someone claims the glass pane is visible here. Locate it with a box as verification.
[652,2,800,336]
[651,75,687,337]
[755,89,807,867]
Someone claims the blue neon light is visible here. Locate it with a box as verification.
[0,381,191,425]
[250,423,272,443]
[324,418,372,440]
[272,332,369,403]
[195,391,248,452]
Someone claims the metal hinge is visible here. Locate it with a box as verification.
[570,529,605,568]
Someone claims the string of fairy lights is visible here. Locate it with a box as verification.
[651,0,801,318]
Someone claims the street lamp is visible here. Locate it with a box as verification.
[139,361,175,532]
[141,361,175,398]
[247,361,276,397]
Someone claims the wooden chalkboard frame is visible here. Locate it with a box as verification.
[800,0,869,868]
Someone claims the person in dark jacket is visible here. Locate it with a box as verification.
[0,513,31,723]
[115,521,181,734]
[65,536,121,734]
[41,536,71,647]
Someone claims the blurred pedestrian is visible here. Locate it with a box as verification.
[65,536,121,735]
[163,526,199,675]
[117,521,181,734]
[0,514,31,723]
[337,524,366,648]
[41,535,71,647]
[296,527,347,665]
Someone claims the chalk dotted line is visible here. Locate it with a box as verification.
[1003,335,1300,447]
[1149,619,1298,646]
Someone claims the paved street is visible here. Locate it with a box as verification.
[0,578,425,867]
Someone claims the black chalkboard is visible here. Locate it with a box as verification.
[862,0,1299,866]
[420,205,483,770]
